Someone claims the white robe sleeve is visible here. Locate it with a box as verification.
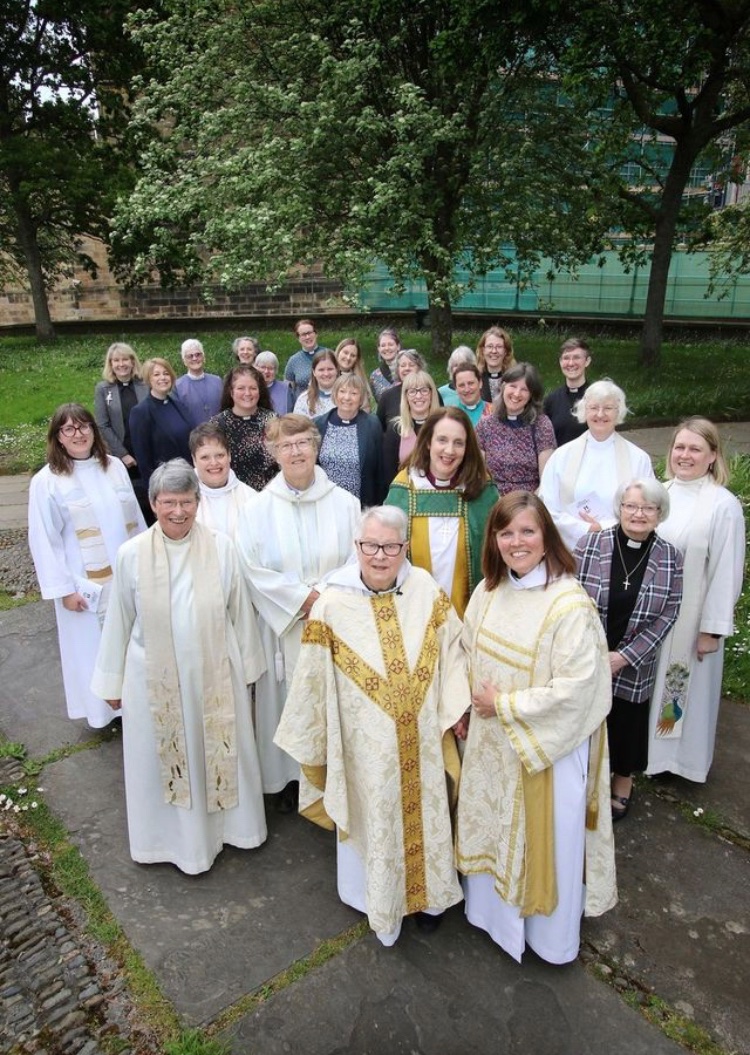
[700,491,745,636]
[90,543,138,699]
[27,470,77,599]
[220,534,267,684]
[537,451,591,552]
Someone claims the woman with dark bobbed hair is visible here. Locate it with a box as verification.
[28,403,146,728]
[210,365,277,490]
[385,406,498,617]
[456,491,615,965]
[475,362,556,496]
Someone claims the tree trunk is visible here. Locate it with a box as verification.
[423,271,454,362]
[14,202,56,342]
[639,144,699,369]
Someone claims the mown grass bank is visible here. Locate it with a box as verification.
[1,326,749,472]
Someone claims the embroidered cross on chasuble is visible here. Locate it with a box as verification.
[302,591,451,915]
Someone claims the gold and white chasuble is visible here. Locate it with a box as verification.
[456,575,617,920]
[275,566,470,935]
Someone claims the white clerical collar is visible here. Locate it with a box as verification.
[508,561,548,590]
[187,372,206,381]
[323,557,412,595]
[586,431,616,447]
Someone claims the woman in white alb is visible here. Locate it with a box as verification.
[28,403,146,728]
[538,379,653,551]
[646,418,745,782]
[92,460,267,874]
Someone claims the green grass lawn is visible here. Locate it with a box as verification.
[1,323,748,696]
[1,325,749,472]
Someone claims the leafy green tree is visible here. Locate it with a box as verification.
[560,0,750,367]
[0,0,141,340]
[112,0,607,357]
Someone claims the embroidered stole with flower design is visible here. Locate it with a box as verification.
[138,523,238,813]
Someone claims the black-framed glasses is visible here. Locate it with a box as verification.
[59,423,92,437]
[357,540,407,557]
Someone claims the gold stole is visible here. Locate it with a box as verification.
[409,517,469,617]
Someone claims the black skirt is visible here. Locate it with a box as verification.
[607,695,650,775]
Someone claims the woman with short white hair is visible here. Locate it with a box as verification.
[575,478,683,821]
[255,351,294,415]
[539,379,654,550]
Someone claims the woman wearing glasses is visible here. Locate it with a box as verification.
[575,479,683,822]
[28,404,146,727]
[236,414,360,812]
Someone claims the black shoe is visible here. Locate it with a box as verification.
[611,793,633,822]
[414,911,444,934]
[275,781,299,814]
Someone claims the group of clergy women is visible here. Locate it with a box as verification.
[27,325,744,967]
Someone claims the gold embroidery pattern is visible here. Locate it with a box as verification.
[312,593,448,914]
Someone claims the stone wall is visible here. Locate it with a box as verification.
[0,236,349,328]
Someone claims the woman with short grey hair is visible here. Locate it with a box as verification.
[255,351,294,415]
[575,479,683,822]
[92,457,267,873]
[357,503,408,542]
[148,457,200,504]
[539,377,653,550]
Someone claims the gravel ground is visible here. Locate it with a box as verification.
[0,531,39,597]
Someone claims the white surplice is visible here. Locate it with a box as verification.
[28,457,145,727]
[646,477,745,782]
[91,527,267,874]
[538,432,654,551]
[235,467,360,793]
[195,469,256,538]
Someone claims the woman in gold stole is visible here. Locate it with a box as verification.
[384,406,498,618]
[456,492,616,964]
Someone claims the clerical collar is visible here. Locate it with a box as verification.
[330,410,356,425]
[507,414,518,421]
[461,401,479,411]
[488,371,502,378]
[187,372,205,381]
[360,575,400,595]
[508,561,548,590]
[425,468,459,488]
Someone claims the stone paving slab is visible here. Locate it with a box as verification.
[222,905,684,1055]
[587,786,750,1055]
[645,699,750,840]
[0,601,101,757]
[42,740,358,1027]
